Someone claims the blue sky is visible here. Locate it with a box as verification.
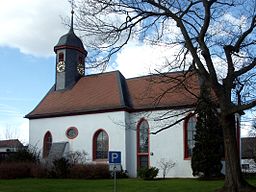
[0,47,56,143]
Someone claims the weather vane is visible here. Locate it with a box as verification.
[69,0,75,30]
[69,0,75,13]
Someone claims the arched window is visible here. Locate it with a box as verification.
[137,118,149,169]
[93,129,109,160]
[43,131,52,158]
[184,115,196,159]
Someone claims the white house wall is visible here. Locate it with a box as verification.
[29,111,127,169]
[29,109,194,178]
[129,110,194,178]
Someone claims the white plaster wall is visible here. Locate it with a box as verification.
[0,147,17,152]
[129,110,194,178]
[29,111,127,169]
[125,112,137,177]
[29,109,194,178]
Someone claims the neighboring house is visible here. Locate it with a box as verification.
[241,137,256,173]
[25,12,240,178]
[0,139,24,161]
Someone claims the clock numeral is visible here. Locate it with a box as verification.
[57,61,65,73]
[77,63,84,75]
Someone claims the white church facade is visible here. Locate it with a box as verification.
[26,12,225,178]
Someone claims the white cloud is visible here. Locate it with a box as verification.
[0,120,29,144]
[17,120,29,144]
[113,40,184,78]
[0,103,29,144]
[0,0,70,57]
[241,120,252,137]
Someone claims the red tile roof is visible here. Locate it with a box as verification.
[0,139,23,148]
[127,71,200,110]
[26,70,200,119]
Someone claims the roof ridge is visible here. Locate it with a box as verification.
[83,70,121,78]
[126,70,191,81]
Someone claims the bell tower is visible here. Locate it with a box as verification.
[54,10,87,91]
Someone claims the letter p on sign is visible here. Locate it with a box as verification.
[109,151,121,164]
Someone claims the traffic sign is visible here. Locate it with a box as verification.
[109,164,122,172]
[109,151,121,164]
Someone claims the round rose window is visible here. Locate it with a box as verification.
[66,127,78,139]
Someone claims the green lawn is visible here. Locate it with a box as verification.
[0,178,255,192]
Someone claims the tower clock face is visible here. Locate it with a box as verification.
[57,61,65,73]
[77,63,85,75]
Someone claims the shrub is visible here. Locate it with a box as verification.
[158,158,175,178]
[49,158,71,178]
[69,163,110,179]
[0,162,32,179]
[116,168,129,179]
[30,164,49,178]
[69,164,88,179]
[138,167,159,180]
[92,163,111,179]
[6,145,40,163]
[191,85,224,179]
[66,151,88,165]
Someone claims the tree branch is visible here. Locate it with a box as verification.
[151,114,194,135]
[233,15,256,53]
[234,58,256,77]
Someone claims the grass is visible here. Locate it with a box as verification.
[0,178,256,192]
[0,178,225,192]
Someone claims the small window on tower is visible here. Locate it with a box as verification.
[78,56,83,64]
[59,52,64,62]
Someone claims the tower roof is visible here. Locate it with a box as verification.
[54,10,87,55]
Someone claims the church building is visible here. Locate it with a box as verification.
[26,12,206,178]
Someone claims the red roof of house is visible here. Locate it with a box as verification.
[25,70,200,119]
[0,139,23,148]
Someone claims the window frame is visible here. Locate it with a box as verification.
[43,131,52,158]
[183,114,197,159]
[137,118,150,169]
[92,129,109,161]
[66,126,79,139]
[58,52,64,62]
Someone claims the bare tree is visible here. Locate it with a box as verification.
[73,0,256,191]
[65,150,88,165]
[158,158,175,179]
[4,125,18,140]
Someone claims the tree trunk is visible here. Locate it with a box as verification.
[217,114,256,192]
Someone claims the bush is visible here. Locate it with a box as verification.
[30,164,49,178]
[66,151,88,165]
[6,145,40,163]
[138,167,159,180]
[49,158,71,178]
[116,169,129,179]
[0,162,33,179]
[69,163,110,179]
[191,85,224,179]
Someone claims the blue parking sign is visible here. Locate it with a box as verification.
[109,151,121,164]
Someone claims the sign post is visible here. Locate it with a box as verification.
[109,151,121,192]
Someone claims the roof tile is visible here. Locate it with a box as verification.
[0,139,23,148]
[26,70,200,118]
